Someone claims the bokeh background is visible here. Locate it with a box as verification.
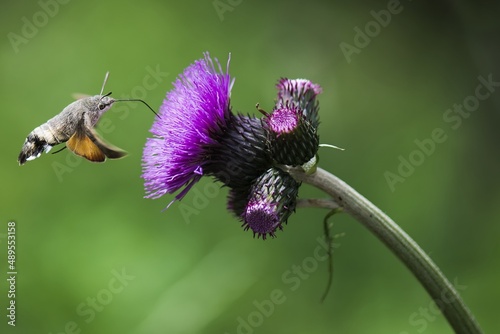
[1,1,499,333]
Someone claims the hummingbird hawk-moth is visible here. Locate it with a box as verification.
[18,72,157,165]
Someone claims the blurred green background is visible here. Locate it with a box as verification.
[1,1,499,333]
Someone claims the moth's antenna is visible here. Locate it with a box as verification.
[114,98,159,117]
[99,91,113,103]
[100,71,110,96]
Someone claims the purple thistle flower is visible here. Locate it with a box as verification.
[142,53,234,202]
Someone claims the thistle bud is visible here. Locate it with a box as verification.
[242,167,300,239]
[264,104,319,166]
[276,78,322,128]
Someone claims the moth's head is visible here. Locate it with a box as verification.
[89,93,115,115]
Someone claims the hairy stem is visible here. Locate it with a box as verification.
[291,167,482,334]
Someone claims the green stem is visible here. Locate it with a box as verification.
[290,167,482,333]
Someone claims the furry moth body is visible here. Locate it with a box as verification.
[18,72,157,165]
[18,94,124,165]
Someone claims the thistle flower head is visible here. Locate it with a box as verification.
[142,53,233,201]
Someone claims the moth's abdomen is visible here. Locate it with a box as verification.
[17,123,68,165]
[18,131,50,165]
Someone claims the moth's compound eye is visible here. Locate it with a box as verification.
[98,103,106,111]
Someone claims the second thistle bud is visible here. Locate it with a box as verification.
[242,167,300,239]
[264,104,319,166]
